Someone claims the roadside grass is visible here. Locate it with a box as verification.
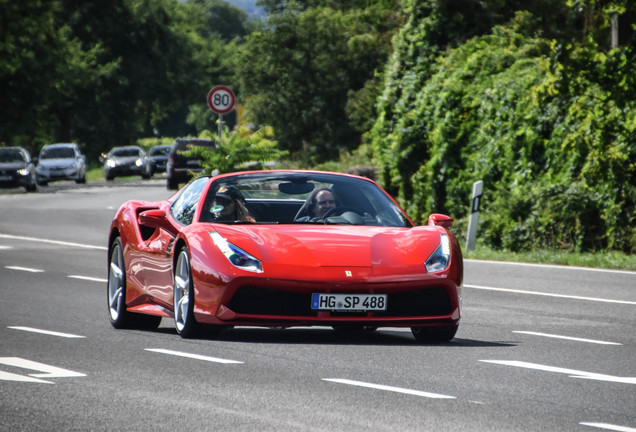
[465,245,636,271]
[86,166,103,182]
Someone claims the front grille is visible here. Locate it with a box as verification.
[386,287,452,316]
[227,286,452,317]
[228,286,313,316]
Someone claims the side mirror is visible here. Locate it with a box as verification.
[428,213,454,228]
[138,209,179,236]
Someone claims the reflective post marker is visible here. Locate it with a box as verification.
[465,180,483,252]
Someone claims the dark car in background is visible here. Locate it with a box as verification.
[0,147,37,192]
[35,143,86,186]
[148,145,171,175]
[100,146,152,181]
[166,138,215,190]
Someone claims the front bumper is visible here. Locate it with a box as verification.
[0,171,31,188]
[37,166,80,182]
[104,164,145,177]
[194,276,462,328]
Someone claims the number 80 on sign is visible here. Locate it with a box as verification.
[207,86,235,114]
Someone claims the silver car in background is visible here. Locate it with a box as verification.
[36,143,86,186]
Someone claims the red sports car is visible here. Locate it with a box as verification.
[107,170,463,342]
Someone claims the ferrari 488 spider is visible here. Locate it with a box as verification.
[107,170,463,342]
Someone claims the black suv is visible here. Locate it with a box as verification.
[166,138,215,190]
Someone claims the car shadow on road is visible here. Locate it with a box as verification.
[149,324,517,347]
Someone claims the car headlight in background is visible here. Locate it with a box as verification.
[106,160,116,168]
[210,232,263,273]
[135,159,143,167]
[17,168,29,176]
[425,233,451,273]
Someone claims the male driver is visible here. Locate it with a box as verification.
[296,187,338,221]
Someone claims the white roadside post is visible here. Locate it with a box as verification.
[465,180,483,252]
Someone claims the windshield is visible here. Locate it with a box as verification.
[199,172,413,227]
[0,149,26,163]
[111,148,142,157]
[150,146,170,156]
[41,147,75,159]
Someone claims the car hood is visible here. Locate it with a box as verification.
[212,225,443,268]
[38,158,75,168]
[0,162,27,170]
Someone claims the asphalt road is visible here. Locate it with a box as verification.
[1,180,635,432]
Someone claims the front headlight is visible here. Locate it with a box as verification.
[135,159,143,167]
[17,168,29,176]
[106,160,116,168]
[210,232,263,273]
[425,234,451,273]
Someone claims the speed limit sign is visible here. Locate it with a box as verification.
[207,86,235,114]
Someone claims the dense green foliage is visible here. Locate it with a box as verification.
[2,0,634,254]
[370,0,636,253]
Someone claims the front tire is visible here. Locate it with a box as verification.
[173,247,202,338]
[108,236,161,329]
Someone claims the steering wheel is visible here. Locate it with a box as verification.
[321,206,365,219]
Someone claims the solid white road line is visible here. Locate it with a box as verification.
[513,331,622,345]
[145,348,243,364]
[68,275,107,283]
[581,423,636,432]
[466,284,636,305]
[0,233,107,250]
[466,259,636,275]
[480,360,636,385]
[5,265,44,273]
[323,378,456,399]
[8,326,85,338]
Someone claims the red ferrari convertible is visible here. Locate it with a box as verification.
[107,170,463,341]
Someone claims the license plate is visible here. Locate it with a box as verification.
[311,293,387,311]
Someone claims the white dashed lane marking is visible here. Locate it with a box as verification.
[513,331,622,345]
[323,378,456,399]
[5,265,44,273]
[8,326,85,338]
[145,348,244,364]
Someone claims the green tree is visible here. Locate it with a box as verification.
[0,0,106,153]
[187,0,251,42]
[236,0,401,164]
[1,0,239,161]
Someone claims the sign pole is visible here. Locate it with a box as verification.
[465,180,483,252]
[218,113,223,142]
